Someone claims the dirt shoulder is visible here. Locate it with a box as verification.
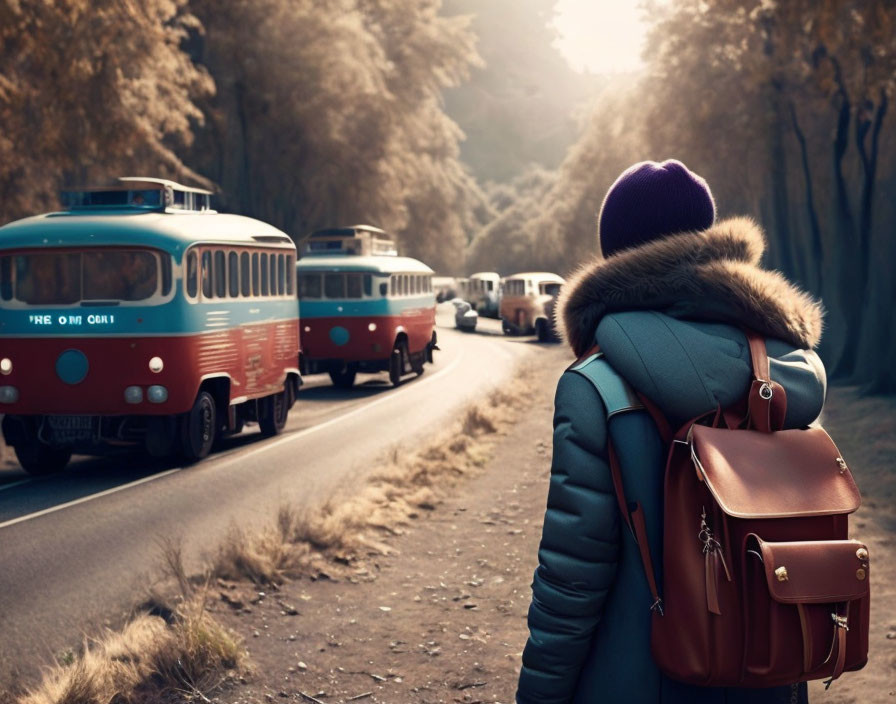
[210,357,895,704]
[211,345,566,704]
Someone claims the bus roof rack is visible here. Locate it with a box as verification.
[60,177,215,213]
[303,224,398,257]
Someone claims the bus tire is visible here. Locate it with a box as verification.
[259,387,289,437]
[502,319,514,336]
[14,441,71,476]
[329,369,356,389]
[536,319,549,342]
[180,391,216,462]
[389,340,408,386]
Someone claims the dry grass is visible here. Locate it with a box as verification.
[16,545,245,704]
[212,370,534,585]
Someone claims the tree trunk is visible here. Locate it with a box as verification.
[828,57,860,379]
[765,80,798,278]
[788,102,823,293]
[850,87,890,389]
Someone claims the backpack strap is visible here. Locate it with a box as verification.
[568,351,644,418]
[569,354,664,615]
[743,328,787,432]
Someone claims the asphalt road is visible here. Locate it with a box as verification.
[0,307,544,683]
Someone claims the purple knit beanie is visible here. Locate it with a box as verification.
[598,159,716,258]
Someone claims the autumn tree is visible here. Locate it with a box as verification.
[185,0,483,273]
[0,0,211,223]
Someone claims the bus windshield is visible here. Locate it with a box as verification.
[0,250,162,305]
[299,272,373,299]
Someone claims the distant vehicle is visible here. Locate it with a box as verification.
[451,299,478,332]
[297,226,437,388]
[432,276,458,303]
[500,272,565,337]
[467,272,501,318]
[0,177,301,475]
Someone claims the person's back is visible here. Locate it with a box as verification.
[517,160,825,703]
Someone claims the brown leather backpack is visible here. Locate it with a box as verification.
[608,330,870,688]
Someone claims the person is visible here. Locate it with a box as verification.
[516,159,825,703]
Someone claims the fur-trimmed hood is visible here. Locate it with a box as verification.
[558,217,824,357]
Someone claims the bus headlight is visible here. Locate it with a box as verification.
[148,356,164,373]
[0,386,18,403]
[0,358,11,375]
[368,323,377,332]
[124,386,143,404]
[147,385,168,403]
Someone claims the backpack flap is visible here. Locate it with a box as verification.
[689,425,861,519]
[752,537,870,605]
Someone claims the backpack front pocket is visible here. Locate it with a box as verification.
[744,535,870,682]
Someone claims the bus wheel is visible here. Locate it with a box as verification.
[389,340,408,386]
[329,369,356,389]
[502,319,514,336]
[14,442,71,476]
[536,319,549,342]
[259,387,289,437]
[180,391,216,462]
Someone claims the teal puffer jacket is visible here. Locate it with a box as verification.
[517,312,826,704]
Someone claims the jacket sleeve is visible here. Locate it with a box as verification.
[516,370,620,704]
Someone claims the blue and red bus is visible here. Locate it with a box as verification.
[0,177,301,474]
[297,226,437,388]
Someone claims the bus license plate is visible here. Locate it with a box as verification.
[46,415,97,442]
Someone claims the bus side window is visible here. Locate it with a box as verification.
[228,251,239,298]
[286,255,294,296]
[278,254,285,296]
[363,274,372,297]
[201,251,212,298]
[214,250,226,298]
[186,252,198,299]
[261,253,269,296]
[270,252,278,295]
[240,252,250,296]
[252,253,260,296]
[380,281,388,297]
[346,272,362,299]
[1,255,13,300]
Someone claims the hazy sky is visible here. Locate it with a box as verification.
[553,0,649,74]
